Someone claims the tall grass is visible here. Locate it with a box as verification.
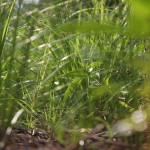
[0,0,149,146]
[0,0,18,131]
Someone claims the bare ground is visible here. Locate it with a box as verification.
[1,125,147,150]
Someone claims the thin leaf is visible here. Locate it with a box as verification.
[63,77,83,102]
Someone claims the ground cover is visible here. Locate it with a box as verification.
[0,0,150,149]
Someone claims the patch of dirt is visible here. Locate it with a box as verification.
[0,125,145,150]
[3,128,64,150]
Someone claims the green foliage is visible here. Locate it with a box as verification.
[0,0,149,146]
[0,0,17,127]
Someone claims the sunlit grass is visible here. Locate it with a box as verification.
[0,0,149,147]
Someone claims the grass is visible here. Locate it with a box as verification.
[0,0,149,147]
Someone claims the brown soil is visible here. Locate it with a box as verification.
[3,128,64,150]
[0,125,147,150]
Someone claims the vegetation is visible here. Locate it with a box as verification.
[0,0,149,148]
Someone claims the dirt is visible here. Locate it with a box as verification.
[2,128,64,150]
[0,125,148,150]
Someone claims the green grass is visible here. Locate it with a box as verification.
[0,0,150,147]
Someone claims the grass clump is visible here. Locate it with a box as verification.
[0,0,149,147]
